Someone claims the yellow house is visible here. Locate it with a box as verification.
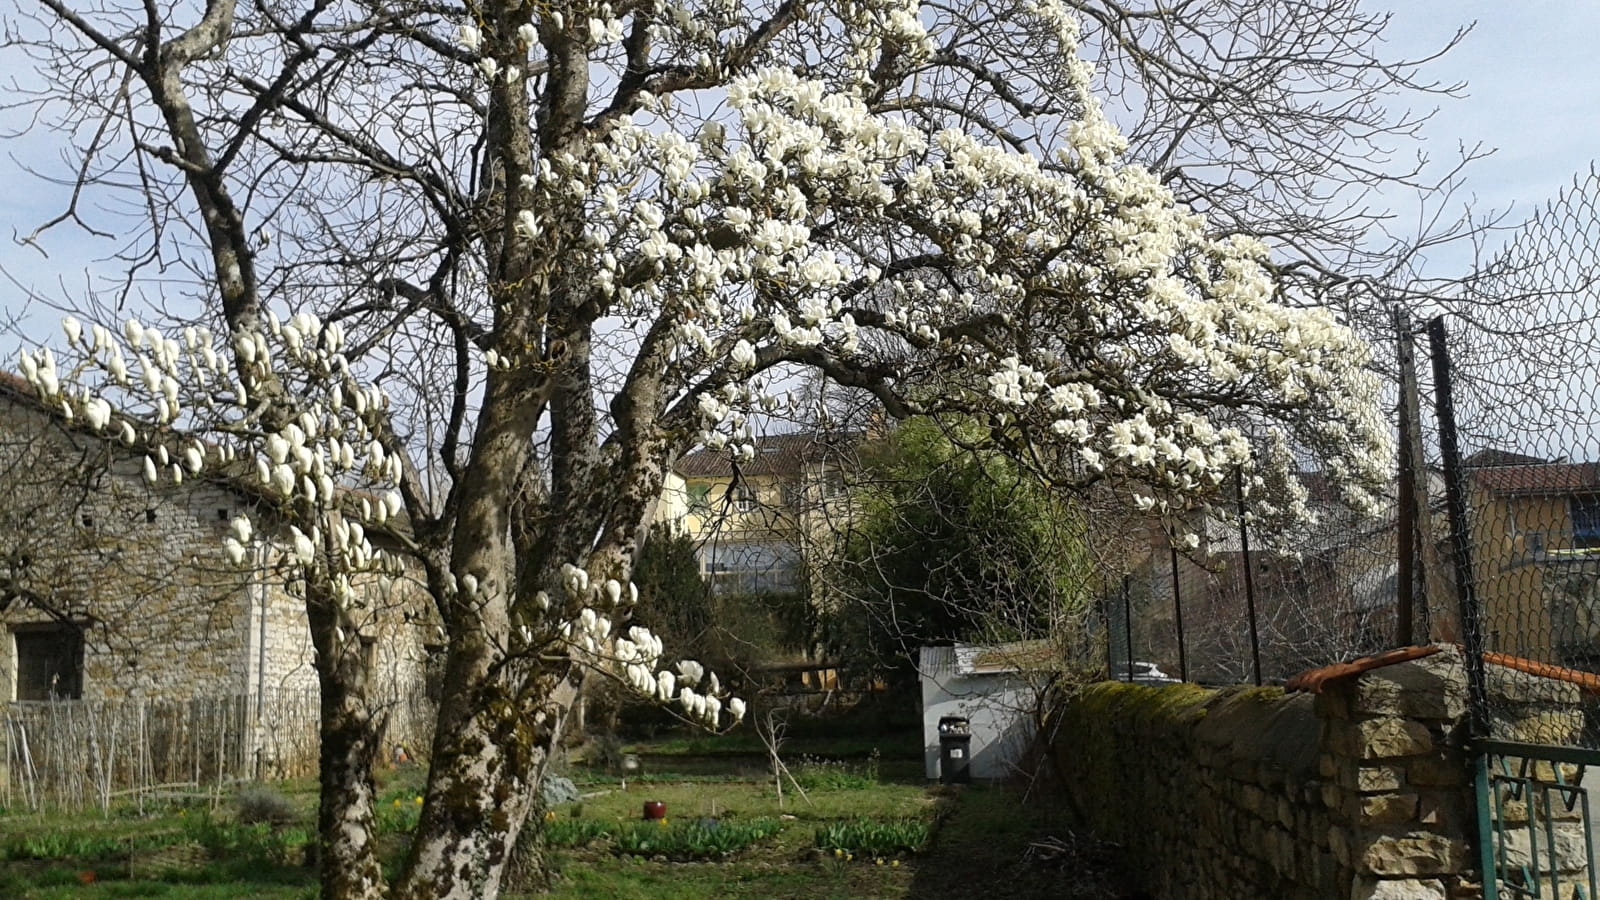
[1464,452,1600,666]
[663,432,856,596]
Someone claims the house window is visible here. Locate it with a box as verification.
[13,623,84,701]
[1572,495,1600,549]
[733,482,759,512]
[699,542,800,595]
[688,484,711,512]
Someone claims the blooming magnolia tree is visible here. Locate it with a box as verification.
[10,0,1390,896]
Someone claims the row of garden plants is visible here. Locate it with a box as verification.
[545,813,935,863]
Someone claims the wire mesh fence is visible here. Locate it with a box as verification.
[1427,169,1600,750]
[1103,473,1402,687]
[1107,169,1600,714]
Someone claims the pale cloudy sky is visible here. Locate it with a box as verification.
[1386,1,1600,217]
[0,3,1596,326]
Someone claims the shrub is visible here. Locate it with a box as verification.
[235,783,297,826]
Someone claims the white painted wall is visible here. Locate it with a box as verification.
[918,646,1040,781]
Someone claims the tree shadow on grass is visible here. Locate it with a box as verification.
[907,785,1144,900]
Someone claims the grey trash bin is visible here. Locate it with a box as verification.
[938,716,972,784]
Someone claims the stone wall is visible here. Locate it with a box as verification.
[1049,647,1495,899]
[0,397,258,701]
[0,389,438,797]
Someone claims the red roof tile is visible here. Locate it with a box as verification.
[676,431,857,479]
[1284,645,1443,694]
[1472,462,1600,496]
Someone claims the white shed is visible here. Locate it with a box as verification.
[917,641,1050,781]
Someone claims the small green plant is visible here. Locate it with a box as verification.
[374,792,425,835]
[792,753,879,791]
[544,817,612,847]
[612,817,784,859]
[0,828,145,861]
[814,818,931,856]
[179,811,311,867]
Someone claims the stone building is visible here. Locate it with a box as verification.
[0,374,434,781]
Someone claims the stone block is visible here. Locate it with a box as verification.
[1356,832,1468,876]
[1407,755,1465,787]
[1350,876,1449,900]
[1355,657,1468,721]
[1278,796,1296,829]
[1360,718,1434,760]
[1361,793,1420,826]
[1356,764,1408,793]
[1330,826,1353,868]
[1318,686,1353,720]
[1494,710,1585,745]
[1416,792,1464,830]
[1488,670,1582,705]
[1324,783,1349,810]
[1499,821,1591,876]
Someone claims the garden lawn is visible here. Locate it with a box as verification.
[0,742,1131,898]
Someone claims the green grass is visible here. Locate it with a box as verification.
[0,730,1128,899]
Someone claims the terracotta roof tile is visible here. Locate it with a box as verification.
[1472,462,1600,496]
[1287,644,1600,697]
[676,430,857,478]
[1284,645,1443,694]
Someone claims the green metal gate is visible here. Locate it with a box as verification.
[1476,743,1599,900]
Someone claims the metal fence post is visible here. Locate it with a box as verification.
[1170,544,1188,683]
[1426,316,1490,738]
[1122,573,1134,682]
[1236,467,1263,687]
[1427,315,1498,899]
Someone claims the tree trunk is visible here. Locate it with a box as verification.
[389,666,578,900]
[503,786,554,895]
[308,597,386,900]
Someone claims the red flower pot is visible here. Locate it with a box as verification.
[642,800,667,820]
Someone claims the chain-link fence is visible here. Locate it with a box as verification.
[1426,169,1600,749]
[1103,466,1403,687]
[1107,170,1600,700]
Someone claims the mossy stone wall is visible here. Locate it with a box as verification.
[1048,647,1492,899]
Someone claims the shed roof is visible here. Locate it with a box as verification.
[919,640,1057,678]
